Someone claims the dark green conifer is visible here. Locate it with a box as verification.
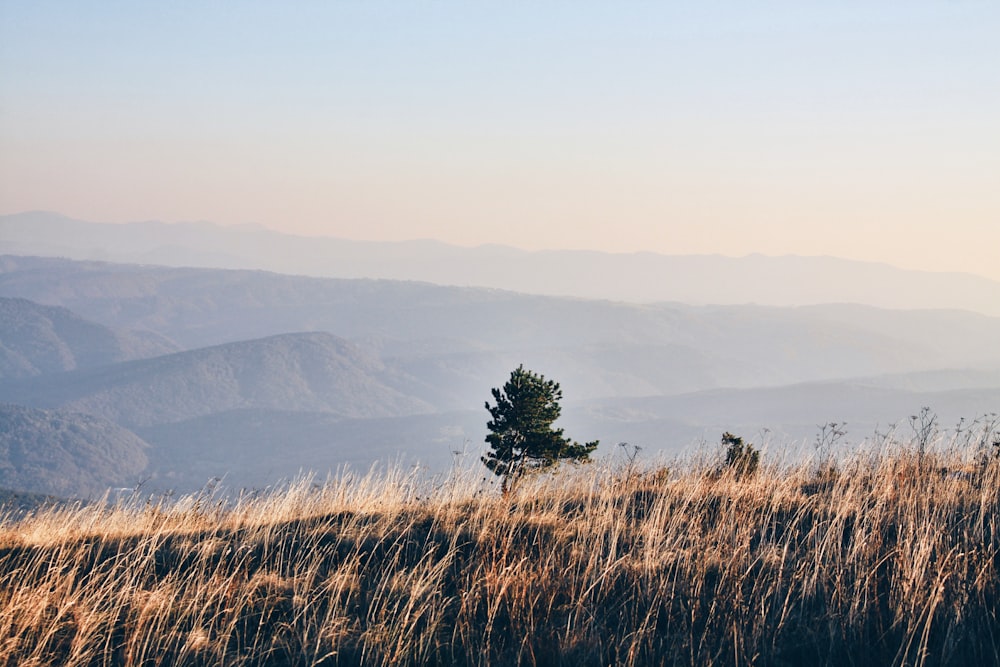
[483,365,598,495]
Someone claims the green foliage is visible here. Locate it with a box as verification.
[483,365,598,494]
[0,404,148,497]
[722,431,760,479]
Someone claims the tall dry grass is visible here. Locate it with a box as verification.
[0,435,998,666]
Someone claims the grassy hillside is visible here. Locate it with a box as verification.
[0,437,997,666]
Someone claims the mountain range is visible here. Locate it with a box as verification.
[0,331,434,428]
[3,211,999,316]
[0,216,997,498]
[0,296,177,379]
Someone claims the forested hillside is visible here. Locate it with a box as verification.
[0,256,998,497]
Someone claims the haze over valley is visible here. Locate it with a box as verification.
[1,1,997,498]
[5,211,1000,316]
[1,222,998,497]
[4,5,1000,664]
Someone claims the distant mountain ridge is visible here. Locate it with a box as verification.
[4,256,1000,393]
[0,258,997,497]
[3,211,999,316]
[0,331,435,428]
[0,297,178,378]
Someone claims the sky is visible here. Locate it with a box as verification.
[1,1,999,281]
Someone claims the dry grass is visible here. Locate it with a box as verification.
[0,439,998,666]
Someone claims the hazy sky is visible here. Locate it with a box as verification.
[2,2,998,280]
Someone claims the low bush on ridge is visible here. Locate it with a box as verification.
[0,438,998,666]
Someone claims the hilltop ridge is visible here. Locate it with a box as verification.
[0,257,998,496]
[4,212,999,315]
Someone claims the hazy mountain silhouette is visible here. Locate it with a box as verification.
[137,408,484,492]
[0,297,178,379]
[3,257,998,391]
[0,404,149,497]
[0,332,435,428]
[139,379,1000,493]
[3,212,999,316]
[0,255,997,495]
[571,382,1000,457]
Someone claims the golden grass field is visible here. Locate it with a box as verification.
[0,434,998,666]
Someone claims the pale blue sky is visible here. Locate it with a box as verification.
[2,2,998,280]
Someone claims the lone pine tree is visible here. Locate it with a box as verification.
[483,365,598,495]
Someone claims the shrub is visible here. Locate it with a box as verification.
[722,431,760,479]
